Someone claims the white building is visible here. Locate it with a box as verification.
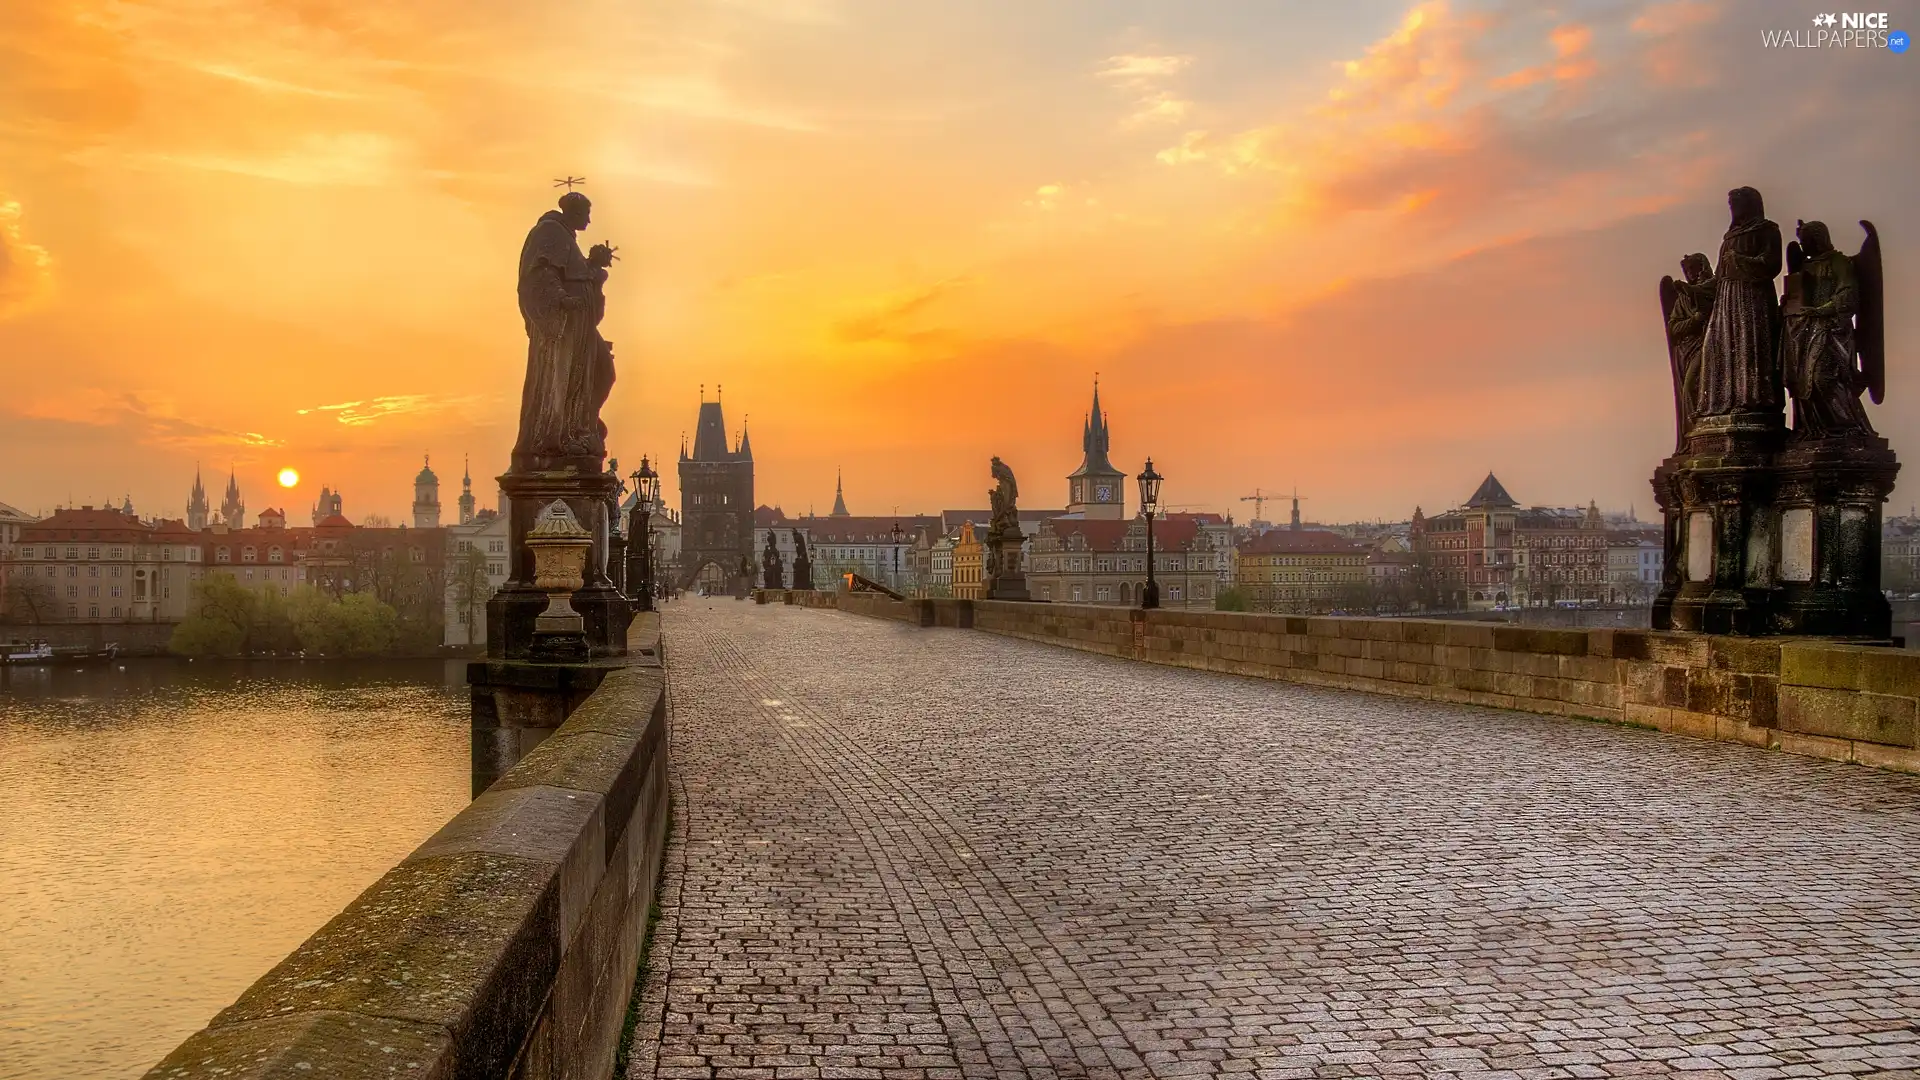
[444,512,510,647]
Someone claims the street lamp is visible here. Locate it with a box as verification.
[626,455,660,612]
[889,520,903,590]
[1138,457,1162,610]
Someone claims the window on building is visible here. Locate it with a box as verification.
[1071,585,1083,602]
[87,547,100,559]
[111,606,120,617]
[163,587,171,599]
[1096,585,1112,601]
[66,585,77,598]
[216,547,230,563]
[110,585,122,598]
[110,547,124,559]
[88,605,98,618]
[66,547,78,559]
[68,605,76,617]
[88,565,98,578]
[270,546,283,563]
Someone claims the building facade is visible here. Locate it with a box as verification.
[13,506,205,624]
[1410,474,1611,610]
[1234,529,1369,613]
[951,522,984,599]
[678,398,754,592]
[445,511,510,646]
[1027,513,1233,607]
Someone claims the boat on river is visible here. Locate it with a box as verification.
[1,642,120,666]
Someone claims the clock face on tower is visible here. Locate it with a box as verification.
[1094,484,1113,503]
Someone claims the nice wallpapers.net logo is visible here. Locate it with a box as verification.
[1761,11,1907,49]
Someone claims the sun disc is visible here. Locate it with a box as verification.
[277,468,300,488]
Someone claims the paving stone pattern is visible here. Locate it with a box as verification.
[631,602,1920,1080]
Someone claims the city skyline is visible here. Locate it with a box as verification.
[2,0,1914,522]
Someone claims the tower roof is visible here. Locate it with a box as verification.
[737,416,753,461]
[416,454,438,485]
[831,469,849,516]
[690,401,734,462]
[1068,377,1122,479]
[1465,473,1518,509]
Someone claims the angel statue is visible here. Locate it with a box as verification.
[1781,219,1884,441]
[1659,253,1716,450]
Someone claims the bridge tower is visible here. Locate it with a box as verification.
[678,388,755,592]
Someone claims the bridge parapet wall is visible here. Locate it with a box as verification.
[146,663,671,1080]
[816,595,1920,776]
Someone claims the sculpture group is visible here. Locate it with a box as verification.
[1652,186,1896,637]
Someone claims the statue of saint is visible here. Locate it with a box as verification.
[514,192,617,467]
[988,457,1019,539]
[1782,219,1884,441]
[791,530,813,589]
[762,531,786,590]
[1695,187,1784,418]
[1659,253,1715,449]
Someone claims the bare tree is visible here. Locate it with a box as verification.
[2,575,62,626]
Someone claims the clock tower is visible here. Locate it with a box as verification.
[1066,378,1127,519]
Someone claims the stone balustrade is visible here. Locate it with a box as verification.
[146,659,670,1079]
[776,591,1920,776]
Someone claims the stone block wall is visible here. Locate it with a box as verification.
[145,663,672,1079]
[811,595,1920,776]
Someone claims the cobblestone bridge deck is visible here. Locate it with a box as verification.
[631,602,1920,1080]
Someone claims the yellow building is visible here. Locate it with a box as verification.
[1234,528,1369,613]
[951,521,984,600]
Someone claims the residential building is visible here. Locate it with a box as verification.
[13,506,205,623]
[929,531,956,594]
[445,511,510,646]
[952,522,985,599]
[1411,474,1611,610]
[804,513,940,592]
[0,500,39,617]
[1885,514,1920,593]
[1028,513,1234,607]
[1606,528,1664,604]
[1234,529,1369,613]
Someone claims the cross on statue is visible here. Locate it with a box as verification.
[553,176,586,191]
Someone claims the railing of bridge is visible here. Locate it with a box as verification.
[774,590,1920,778]
[146,647,670,1079]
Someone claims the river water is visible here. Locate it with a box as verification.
[0,658,471,1079]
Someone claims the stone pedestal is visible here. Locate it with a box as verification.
[1654,412,1784,635]
[486,469,633,660]
[986,525,1031,601]
[1653,411,1898,638]
[1774,436,1898,637]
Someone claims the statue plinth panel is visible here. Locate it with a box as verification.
[488,469,633,660]
[1650,189,1895,639]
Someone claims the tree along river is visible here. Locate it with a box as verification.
[0,657,471,1079]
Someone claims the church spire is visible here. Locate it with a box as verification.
[831,469,849,517]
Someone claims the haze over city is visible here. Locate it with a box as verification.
[2,0,1915,521]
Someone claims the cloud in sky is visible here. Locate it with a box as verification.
[0,198,53,317]
[0,0,1913,523]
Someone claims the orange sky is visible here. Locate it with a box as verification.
[2,0,1915,524]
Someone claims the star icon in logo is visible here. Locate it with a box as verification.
[1823,13,1839,25]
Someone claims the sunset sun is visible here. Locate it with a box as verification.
[277,468,300,488]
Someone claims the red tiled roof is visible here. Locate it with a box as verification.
[804,515,940,543]
[1237,529,1362,556]
[21,507,148,542]
[1042,513,1215,552]
[315,514,354,528]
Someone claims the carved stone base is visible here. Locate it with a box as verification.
[486,469,632,660]
[1652,417,1898,638]
[986,531,1032,601]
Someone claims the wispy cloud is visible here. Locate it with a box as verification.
[297,394,487,426]
[834,277,970,345]
[1097,52,1195,126]
[0,199,53,318]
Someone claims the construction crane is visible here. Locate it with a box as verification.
[1242,487,1309,530]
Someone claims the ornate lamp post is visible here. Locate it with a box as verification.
[626,456,660,612]
[1138,458,1163,610]
[889,520,903,590]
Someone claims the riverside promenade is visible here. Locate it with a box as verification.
[629,601,1920,1080]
